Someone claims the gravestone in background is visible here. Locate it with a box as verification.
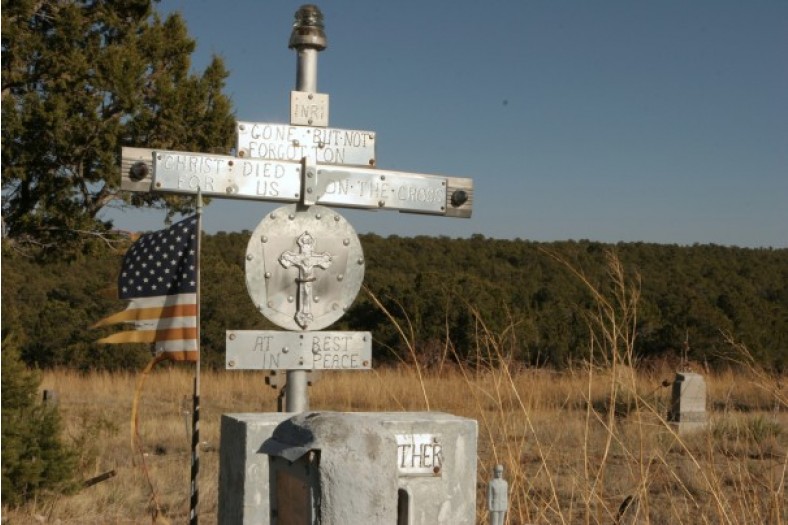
[668,372,708,434]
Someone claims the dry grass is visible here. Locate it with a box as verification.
[4,251,786,524]
[0,364,784,524]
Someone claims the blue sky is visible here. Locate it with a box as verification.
[105,1,787,248]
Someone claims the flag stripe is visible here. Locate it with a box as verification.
[155,340,199,353]
[97,327,198,344]
[135,316,197,331]
[163,351,198,362]
[92,298,197,328]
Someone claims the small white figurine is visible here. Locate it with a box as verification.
[488,464,508,525]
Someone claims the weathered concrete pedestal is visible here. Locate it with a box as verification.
[218,411,477,524]
[667,372,707,434]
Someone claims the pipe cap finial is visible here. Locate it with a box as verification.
[289,5,327,50]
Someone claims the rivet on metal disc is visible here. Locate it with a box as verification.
[357,257,364,265]
[314,296,320,303]
[307,188,313,193]
[307,171,313,178]
[261,235,268,243]
[299,358,304,365]
[229,333,236,341]
[332,303,339,310]
[238,150,246,157]
[228,160,234,166]
[312,347,320,355]
[228,360,236,367]
[315,213,322,219]
[282,347,289,354]
[155,182,162,188]
[343,239,350,246]
[267,301,274,307]
[264,272,271,279]
[378,200,385,207]
[246,253,253,261]
[363,360,369,367]
[157,154,162,160]
[289,213,295,220]
[308,119,313,125]
[337,274,344,281]
[294,140,300,147]
[334,215,340,221]
[239,124,246,131]
[288,296,294,303]
[380,175,386,181]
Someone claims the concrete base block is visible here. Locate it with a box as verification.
[218,413,291,524]
[218,411,477,525]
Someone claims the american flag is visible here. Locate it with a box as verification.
[93,216,199,361]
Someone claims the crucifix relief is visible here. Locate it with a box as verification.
[279,231,333,328]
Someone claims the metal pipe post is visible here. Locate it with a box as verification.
[285,4,327,413]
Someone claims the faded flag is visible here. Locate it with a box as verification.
[93,216,199,362]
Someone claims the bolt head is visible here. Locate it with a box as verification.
[128,161,149,181]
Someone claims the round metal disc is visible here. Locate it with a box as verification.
[245,205,365,331]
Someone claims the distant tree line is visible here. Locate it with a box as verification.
[3,233,786,371]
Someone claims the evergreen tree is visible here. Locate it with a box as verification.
[1,0,236,256]
[1,337,77,506]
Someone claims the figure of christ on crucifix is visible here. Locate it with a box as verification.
[278,231,333,329]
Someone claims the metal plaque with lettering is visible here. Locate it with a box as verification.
[305,165,459,215]
[290,91,329,127]
[396,434,443,477]
[225,330,372,370]
[151,149,302,201]
[237,121,376,167]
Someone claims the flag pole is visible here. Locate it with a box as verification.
[189,189,203,525]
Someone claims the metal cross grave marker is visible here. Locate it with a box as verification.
[118,5,474,412]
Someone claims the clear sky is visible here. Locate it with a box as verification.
[104,1,788,248]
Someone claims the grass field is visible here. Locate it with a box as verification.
[4,253,786,523]
[2,360,785,524]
